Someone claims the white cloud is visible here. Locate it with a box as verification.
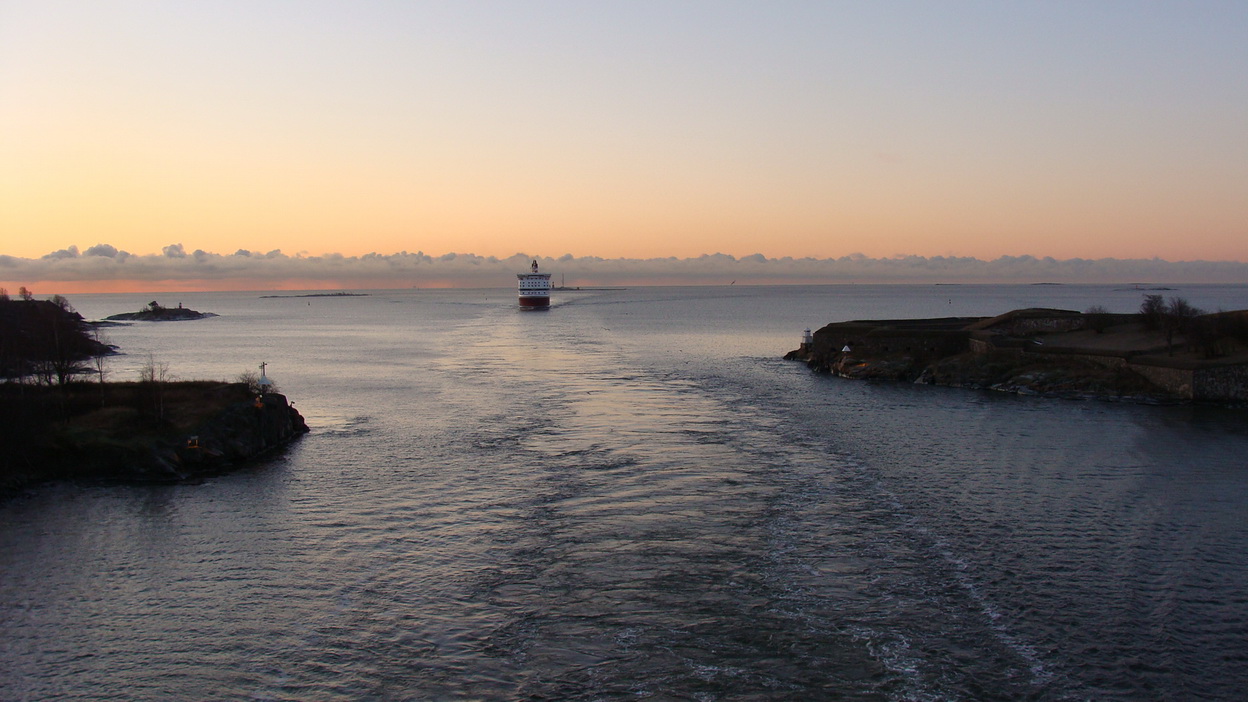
[2,245,1247,289]
[84,244,125,258]
[41,245,80,260]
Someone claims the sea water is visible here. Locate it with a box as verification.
[3,283,1248,700]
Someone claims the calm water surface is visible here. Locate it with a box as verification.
[3,284,1248,700]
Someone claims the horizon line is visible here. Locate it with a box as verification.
[4,245,1247,295]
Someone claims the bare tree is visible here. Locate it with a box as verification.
[1140,294,1166,330]
[1084,305,1112,334]
[138,353,171,384]
[92,326,111,403]
[1225,312,1248,346]
[46,295,88,385]
[139,353,172,422]
[1186,311,1232,359]
[237,369,279,395]
[1162,296,1204,355]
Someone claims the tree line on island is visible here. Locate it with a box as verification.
[1085,294,1248,358]
[0,286,111,385]
[0,289,227,387]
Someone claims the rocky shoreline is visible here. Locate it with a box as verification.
[1,383,309,494]
[2,294,309,494]
[123,391,310,483]
[104,301,216,321]
[788,343,1176,403]
[787,308,1248,405]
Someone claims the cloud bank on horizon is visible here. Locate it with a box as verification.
[3,244,1247,293]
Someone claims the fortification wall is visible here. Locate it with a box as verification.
[1127,364,1194,399]
[1024,348,1127,369]
[995,316,1086,336]
[814,329,968,359]
[1192,365,1248,402]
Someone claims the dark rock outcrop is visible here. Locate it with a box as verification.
[130,393,309,481]
[788,309,1248,404]
[2,386,309,492]
[105,302,217,321]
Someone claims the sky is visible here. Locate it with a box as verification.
[2,1,1246,291]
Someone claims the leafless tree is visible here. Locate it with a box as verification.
[1140,294,1166,330]
[92,326,111,403]
[237,369,279,395]
[1162,297,1204,355]
[139,353,172,422]
[43,295,91,385]
[1084,305,1112,334]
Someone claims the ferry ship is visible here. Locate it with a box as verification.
[517,260,552,309]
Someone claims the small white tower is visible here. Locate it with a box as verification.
[257,361,274,395]
[802,328,813,348]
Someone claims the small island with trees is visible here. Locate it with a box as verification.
[258,292,368,298]
[787,295,1248,404]
[1,287,307,495]
[104,299,218,322]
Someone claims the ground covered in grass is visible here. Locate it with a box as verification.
[921,352,1171,400]
[1,381,255,492]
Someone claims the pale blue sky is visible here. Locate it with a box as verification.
[2,1,1246,288]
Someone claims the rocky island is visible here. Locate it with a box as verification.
[1,292,307,494]
[259,292,368,298]
[1,381,309,492]
[787,300,1248,404]
[105,300,217,321]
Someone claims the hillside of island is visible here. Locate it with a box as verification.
[786,295,1248,404]
[103,299,218,321]
[1,289,307,494]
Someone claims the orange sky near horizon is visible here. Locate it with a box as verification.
[2,2,1246,269]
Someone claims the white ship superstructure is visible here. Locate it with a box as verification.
[517,260,552,308]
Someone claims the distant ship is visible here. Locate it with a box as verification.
[517,260,551,309]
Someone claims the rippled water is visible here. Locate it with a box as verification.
[3,284,1248,700]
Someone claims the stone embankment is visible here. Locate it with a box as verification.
[787,309,1248,404]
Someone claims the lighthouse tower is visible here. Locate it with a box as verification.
[257,361,274,395]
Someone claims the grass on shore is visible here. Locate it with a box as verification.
[1,380,253,490]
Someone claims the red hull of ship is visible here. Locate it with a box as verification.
[518,296,550,308]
